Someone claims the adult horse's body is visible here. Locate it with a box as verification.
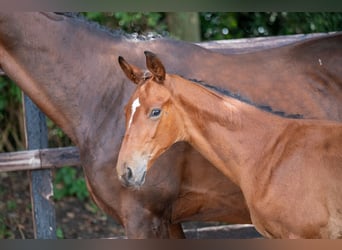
[0,12,341,238]
[117,52,342,238]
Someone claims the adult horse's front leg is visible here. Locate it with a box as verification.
[168,223,186,238]
[124,197,186,237]
[123,205,174,238]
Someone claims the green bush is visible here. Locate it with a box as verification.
[56,227,64,239]
[53,167,89,201]
[83,12,167,35]
[200,12,342,40]
[0,217,14,238]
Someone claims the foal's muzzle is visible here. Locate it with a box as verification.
[119,162,147,188]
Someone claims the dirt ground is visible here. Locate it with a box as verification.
[0,170,126,239]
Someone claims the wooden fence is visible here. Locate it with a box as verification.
[0,33,329,239]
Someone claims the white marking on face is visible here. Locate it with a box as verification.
[128,97,140,129]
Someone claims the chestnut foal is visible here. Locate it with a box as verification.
[117,51,342,238]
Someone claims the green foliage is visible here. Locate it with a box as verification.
[0,76,21,122]
[56,227,64,239]
[46,118,72,148]
[83,12,167,35]
[83,12,103,21]
[0,76,24,152]
[82,12,342,41]
[200,12,342,40]
[6,200,17,211]
[53,167,89,201]
[0,217,14,238]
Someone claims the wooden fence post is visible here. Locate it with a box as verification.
[23,94,57,239]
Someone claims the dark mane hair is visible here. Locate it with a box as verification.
[189,78,303,119]
[54,12,164,41]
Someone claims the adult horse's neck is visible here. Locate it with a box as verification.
[0,13,199,147]
[0,12,112,145]
[168,75,288,190]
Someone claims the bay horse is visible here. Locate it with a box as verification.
[117,51,342,238]
[0,12,341,238]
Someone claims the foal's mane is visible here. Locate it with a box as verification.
[188,79,304,119]
[53,12,164,41]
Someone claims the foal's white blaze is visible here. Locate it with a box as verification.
[128,97,140,129]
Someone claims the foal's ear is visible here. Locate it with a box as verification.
[118,56,144,84]
[144,51,165,83]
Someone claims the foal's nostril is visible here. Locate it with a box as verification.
[141,171,146,183]
[125,167,133,180]
[119,163,146,187]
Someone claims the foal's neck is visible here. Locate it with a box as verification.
[169,76,289,187]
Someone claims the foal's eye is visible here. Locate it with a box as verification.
[149,108,162,119]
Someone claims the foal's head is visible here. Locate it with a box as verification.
[116,51,186,188]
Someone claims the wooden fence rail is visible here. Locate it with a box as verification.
[0,146,80,172]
